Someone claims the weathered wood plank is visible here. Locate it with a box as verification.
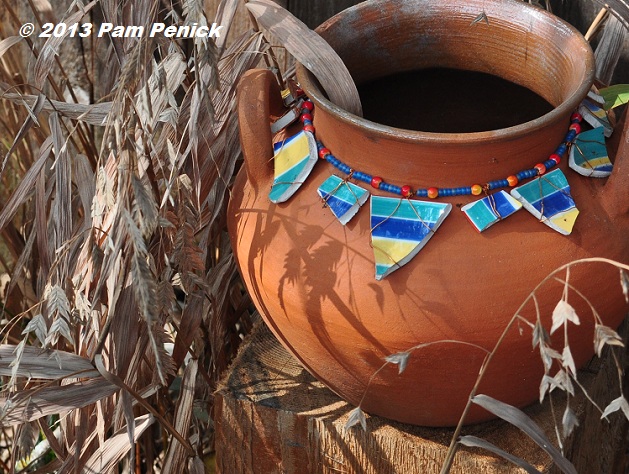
[594,15,628,85]
[215,320,628,474]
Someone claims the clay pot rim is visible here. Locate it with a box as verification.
[295,1,595,146]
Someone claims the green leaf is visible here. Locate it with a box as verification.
[599,84,629,110]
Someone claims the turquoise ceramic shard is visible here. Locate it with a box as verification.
[317,175,369,225]
[510,169,579,235]
[579,97,613,137]
[461,190,523,232]
[370,196,451,280]
[569,126,612,178]
[269,130,317,204]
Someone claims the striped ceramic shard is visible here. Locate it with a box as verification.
[510,169,579,235]
[569,126,612,178]
[461,190,523,232]
[269,130,318,203]
[370,196,452,280]
[318,175,369,225]
[578,97,613,137]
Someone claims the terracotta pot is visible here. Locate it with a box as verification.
[229,0,629,426]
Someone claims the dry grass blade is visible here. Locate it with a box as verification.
[82,414,154,474]
[0,345,100,378]
[245,0,362,116]
[0,36,23,58]
[0,137,53,232]
[471,394,577,474]
[459,435,542,474]
[1,92,112,125]
[162,359,198,472]
[0,378,118,425]
[1,94,46,180]
[214,0,241,52]
[32,1,97,89]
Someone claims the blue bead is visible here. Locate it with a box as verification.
[440,188,452,196]
[303,120,312,126]
[544,159,556,169]
[416,189,428,197]
[555,144,567,155]
[353,171,367,182]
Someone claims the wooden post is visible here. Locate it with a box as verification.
[215,321,628,474]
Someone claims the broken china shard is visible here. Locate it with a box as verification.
[569,126,613,178]
[510,169,579,235]
[269,130,318,203]
[578,98,613,137]
[461,190,523,232]
[317,175,369,225]
[370,196,451,280]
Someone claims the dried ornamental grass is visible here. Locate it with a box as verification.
[0,0,269,471]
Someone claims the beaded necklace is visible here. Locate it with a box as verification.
[298,98,584,200]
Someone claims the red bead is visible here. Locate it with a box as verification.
[303,124,315,133]
[401,185,413,197]
[507,175,518,187]
[570,112,583,123]
[534,163,546,175]
[549,153,561,165]
[301,113,312,122]
[427,187,439,199]
[318,147,330,159]
[302,101,314,111]
[371,176,383,189]
[471,184,483,196]
[569,123,581,134]
[295,87,304,96]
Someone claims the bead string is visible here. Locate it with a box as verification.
[298,98,584,199]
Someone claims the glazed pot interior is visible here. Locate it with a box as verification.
[297,0,594,135]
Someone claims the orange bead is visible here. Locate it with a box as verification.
[534,163,546,175]
[507,175,518,187]
[471,184,483,196]
[427,187,439,199]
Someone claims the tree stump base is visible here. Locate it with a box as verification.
[215,320,628,473]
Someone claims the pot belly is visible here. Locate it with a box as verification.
[228,169,628,426]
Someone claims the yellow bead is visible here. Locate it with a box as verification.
[471,184,483,196]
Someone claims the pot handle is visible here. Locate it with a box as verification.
[237,69,286,191]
